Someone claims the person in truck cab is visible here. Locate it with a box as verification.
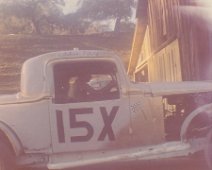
[74,73,93,102]
[73,73,118,102]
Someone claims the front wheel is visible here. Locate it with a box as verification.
[0,142,16,170]
[204,130,212,169]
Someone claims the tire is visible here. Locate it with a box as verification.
[0,142,15,170]
[205,130,212,170]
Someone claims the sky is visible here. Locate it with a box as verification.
[62,0,82,15]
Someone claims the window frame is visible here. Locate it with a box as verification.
[52,60,121,104]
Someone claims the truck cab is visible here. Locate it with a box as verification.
[0,50,212,170]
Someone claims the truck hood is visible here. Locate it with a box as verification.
[132,81,212,96]
[0,81,212,104]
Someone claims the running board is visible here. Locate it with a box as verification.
[47,141,192,170]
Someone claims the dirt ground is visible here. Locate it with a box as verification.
[0,32,133,94]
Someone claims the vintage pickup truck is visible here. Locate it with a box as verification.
[0,50,212,170]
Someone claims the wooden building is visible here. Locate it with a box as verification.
[128,0,212,82]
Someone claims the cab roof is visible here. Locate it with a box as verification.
[20,50,123,98]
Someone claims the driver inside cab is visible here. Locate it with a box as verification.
[74,73,93,101]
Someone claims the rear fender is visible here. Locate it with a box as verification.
[0,121,23,156]
[180,103,212,141]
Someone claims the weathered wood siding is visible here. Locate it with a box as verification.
[134,26,151,82]
[148,39,182,82]
[148,0,180,53]
[178,0,211,80]
[132,0,212,82]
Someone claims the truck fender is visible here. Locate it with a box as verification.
[0,121,23,156]
[180,103,212,141]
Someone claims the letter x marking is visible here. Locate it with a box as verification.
[98,106,119,141]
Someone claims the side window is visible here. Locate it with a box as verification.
[53,61,120,104]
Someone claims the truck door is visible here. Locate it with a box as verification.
[49,60,131,153]
[129,94,165,146]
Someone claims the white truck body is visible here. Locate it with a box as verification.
[0,50,212,169]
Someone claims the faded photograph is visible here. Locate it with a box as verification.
[0,0,212,170]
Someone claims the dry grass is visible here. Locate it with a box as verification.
[0,32,133,94]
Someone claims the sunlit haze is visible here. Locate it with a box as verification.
[62,0,81,15]
[180,0,212,31]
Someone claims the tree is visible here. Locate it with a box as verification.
[77,0,135,32]
[0,0,64,34]
[0,0,135,34]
